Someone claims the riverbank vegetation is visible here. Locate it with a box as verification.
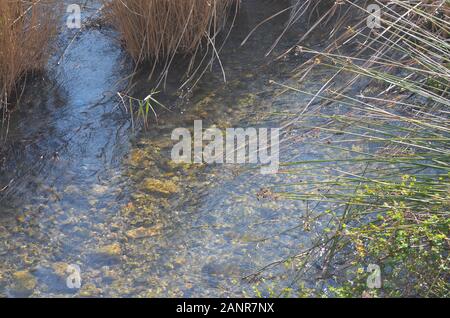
[104,0,238,85]
[0,0,57,121]
[263,0,449,297]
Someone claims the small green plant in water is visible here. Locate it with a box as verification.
[118,89,167,131]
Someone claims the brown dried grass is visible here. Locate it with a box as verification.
[104,0,238,83]
[0,0,57,114]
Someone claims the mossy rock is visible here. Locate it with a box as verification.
[96,243,122,257]
[12,270,37,294]
[51,262,70,278]
[143,178,179,195]
[79,283,102,297]
[167,160,195,173]
[126,224,163,239]
[129,149,147,166]
[195,92,217,109]
[237,93,256,107]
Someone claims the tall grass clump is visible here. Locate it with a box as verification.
[0,0,57,120]
[104,0,238,85]
[252,0,449,297]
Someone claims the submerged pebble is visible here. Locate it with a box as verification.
[95,243,122,257]
[126,224,163,239]
[79,283,102,297]
[143,178,179,195]
[11,270,37,295]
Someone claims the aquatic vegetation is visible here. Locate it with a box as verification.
[237,93,256,107]
[118,90,166,131]
[0,0,57,118]
[11,270,37,295]
[79,283,103,297]
[126,224,163,239]
[143,178,179,195]
[263,0,450,297]
[195,92,217,109]
[129,149,149,167]
[96,243,122,257]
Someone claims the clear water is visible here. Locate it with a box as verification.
[0,0,356,297]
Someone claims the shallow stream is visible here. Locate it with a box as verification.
[0,0,359,297]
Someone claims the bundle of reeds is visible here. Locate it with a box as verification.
[104,0,238,80]
[270,0,449,297]
[0,0,57,116]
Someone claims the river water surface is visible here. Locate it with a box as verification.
[0,0,360,297]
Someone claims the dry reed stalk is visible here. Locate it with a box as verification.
[104,0,238,83]
[0,0,57,116]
